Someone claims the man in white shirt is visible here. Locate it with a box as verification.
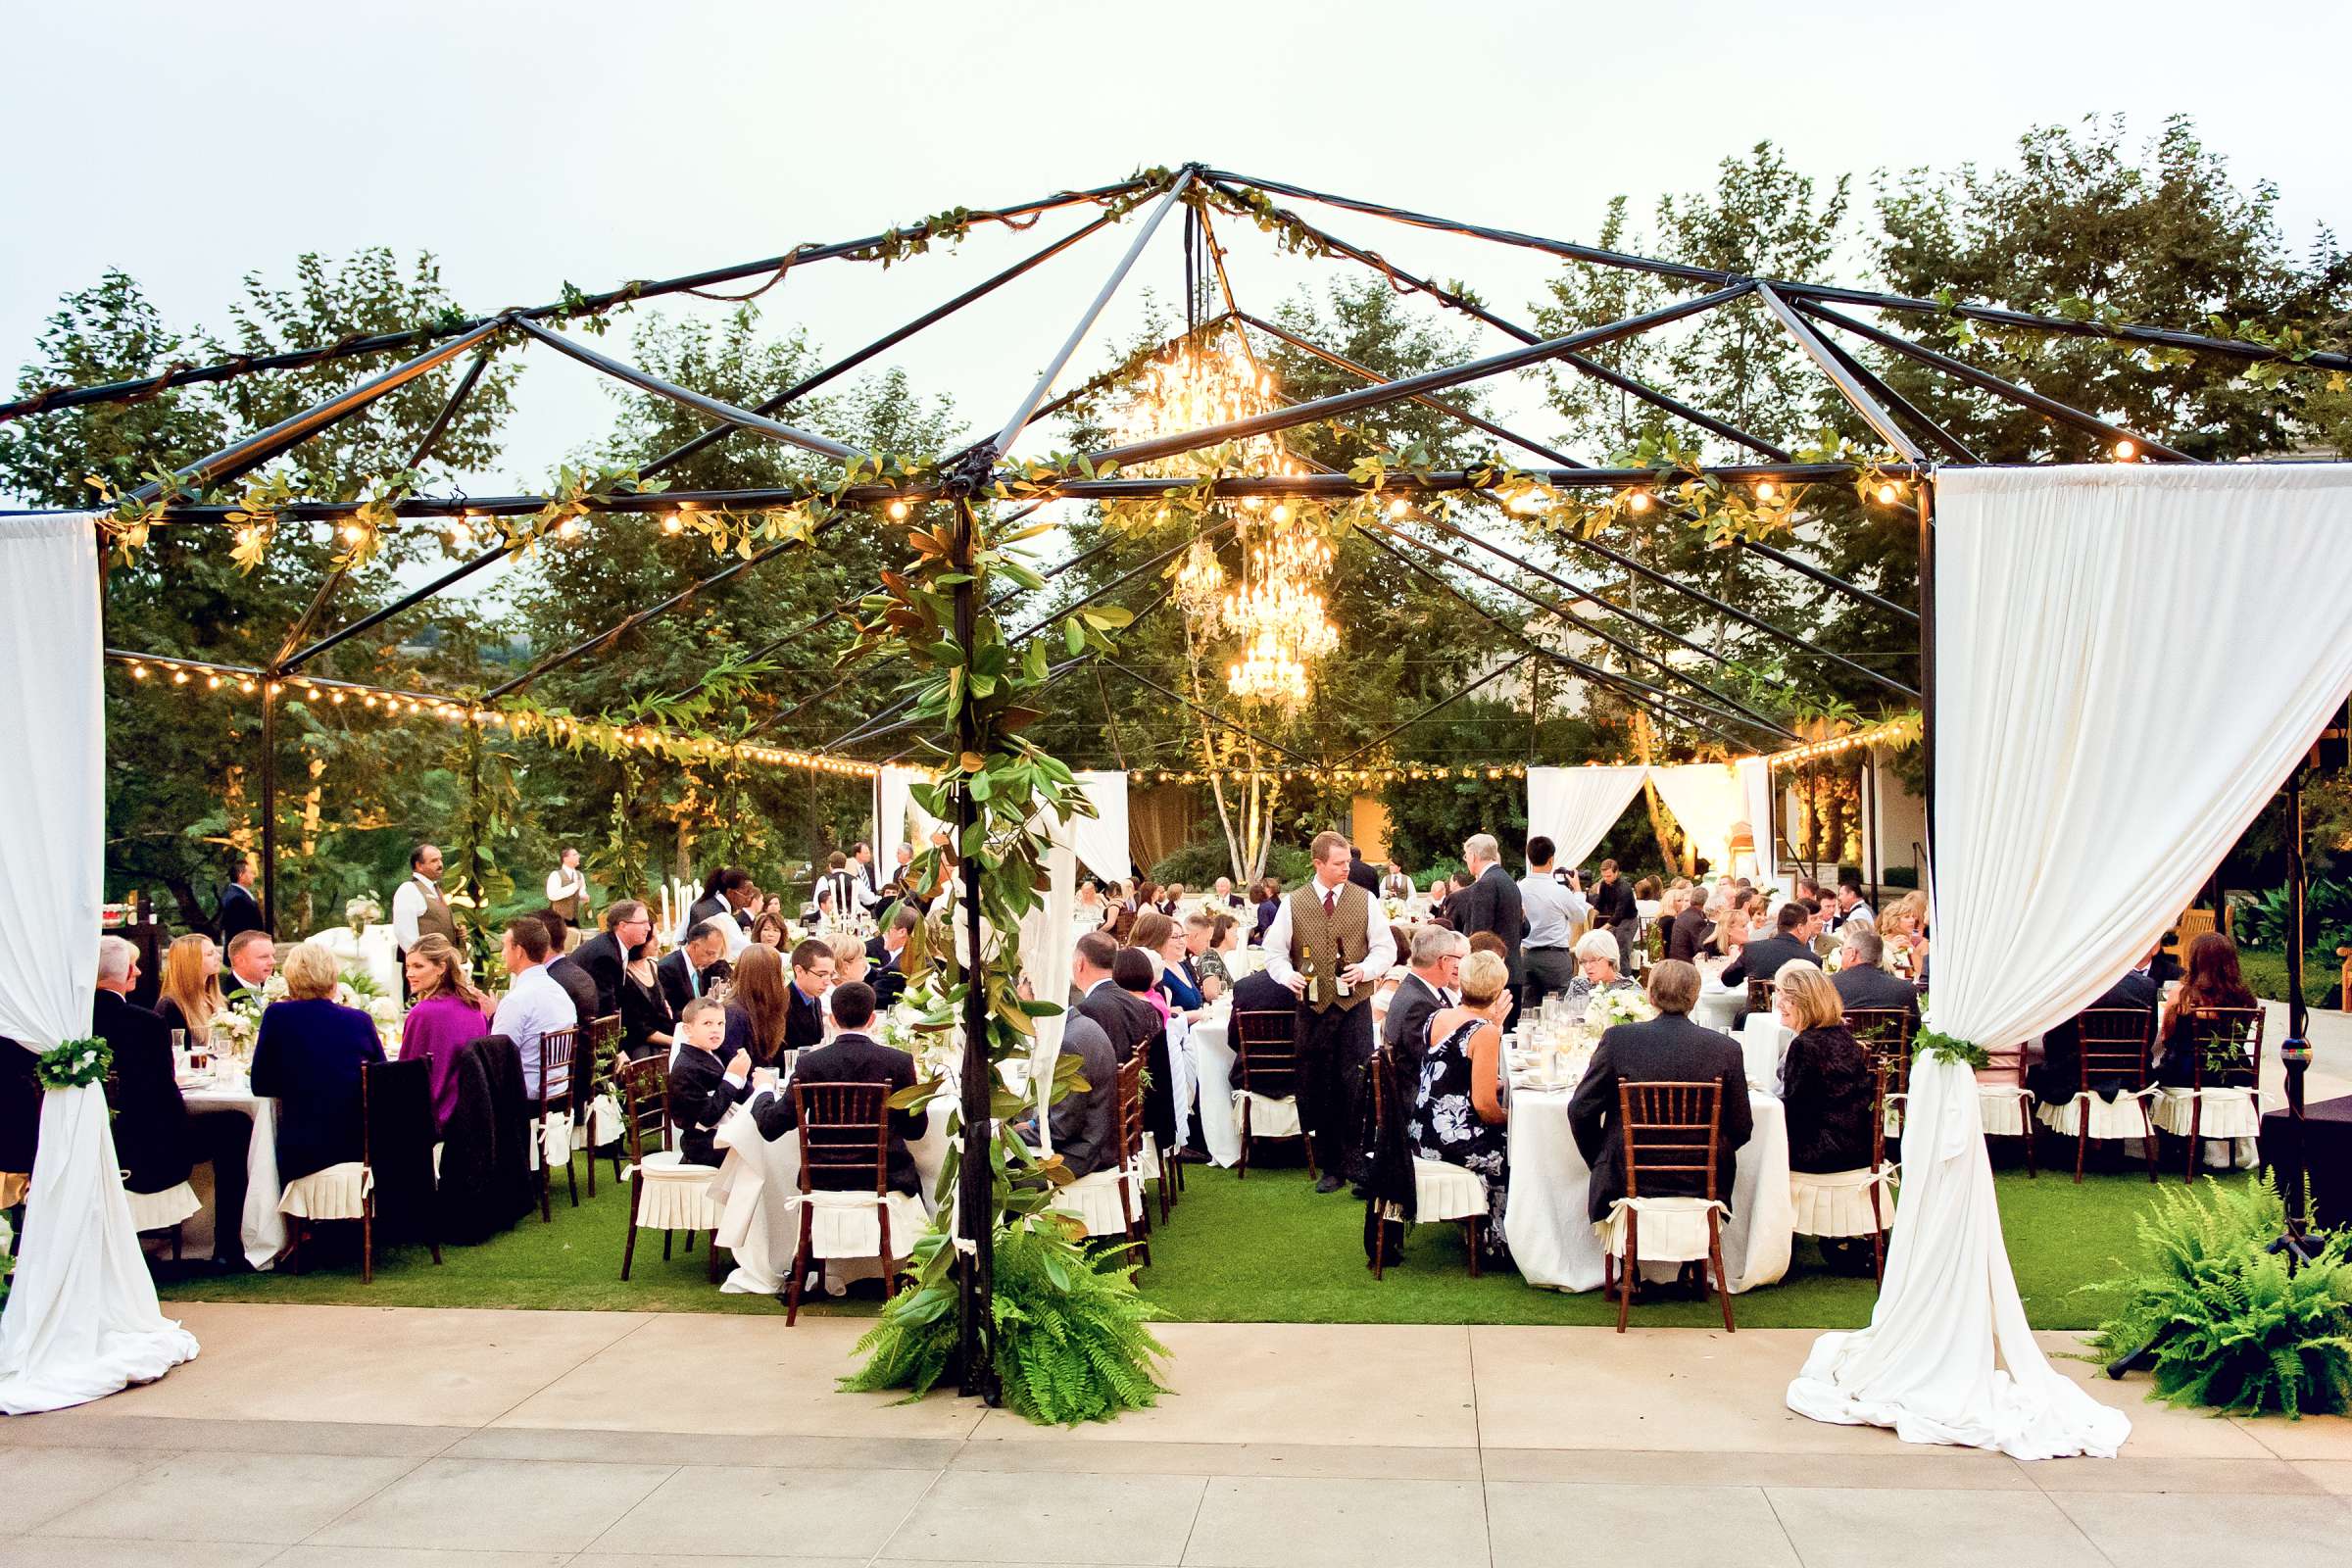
[543,846,588,946]
[391,844,459,1000]
[819,852,875,921]
[1263,831,1397,1193]
[1518,834,1590,1014]
[493,916,578,1102]
[1830,877,1876,934]
[852,841,885,905]
[1378,862,1414,902]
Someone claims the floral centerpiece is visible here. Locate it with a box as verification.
[1586,986,1658,1032]
[1381,895,1404,920]
[345,891,384,933]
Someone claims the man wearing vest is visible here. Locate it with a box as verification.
[1262,831,1398,1192]
[391,843,461,1001]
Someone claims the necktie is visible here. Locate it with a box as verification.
[1323,890,1337,918]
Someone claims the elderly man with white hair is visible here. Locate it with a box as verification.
[1446,833,1524,1003]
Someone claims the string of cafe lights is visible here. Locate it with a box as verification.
[1140,762,1533,787]
[103,650,883,779]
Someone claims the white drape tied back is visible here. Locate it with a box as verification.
[1525,766,1650,870]
[1790,462,2352,1459]
[0,513,199,1414]
[1646,762,1747,878]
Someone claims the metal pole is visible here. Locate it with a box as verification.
[2281,755,2312,1244]
[260,688,278,935]
[949,492,997,1403]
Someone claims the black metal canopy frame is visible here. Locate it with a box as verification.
[16,158,2343,1377]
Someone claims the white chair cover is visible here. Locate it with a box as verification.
[1789,1166,1895,1239]
[571,1094,620,1151]
[1411,1158,1488,1223]
[792,1188,928,1259]
[1597,1196,1726,1264]
[524,1110,571,1172]
[1234,1091,1301,1138]
[123,1183,201,1233]
[628,1152,723,1231]
[2148,1086,2261,1140]
[277,1162,371,1221]
[2035,1091,2155,1142]
[1977,1085,2033,1137]
[1048,1166,1140,1238]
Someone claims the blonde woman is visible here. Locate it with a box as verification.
[1410,948,1512,1263]
[249,942,384,1182]
[1774,963,1874,1177]
[155,932,224,1042]
[1879,891,1930,980]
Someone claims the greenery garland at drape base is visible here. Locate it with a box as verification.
[2082,1173,2352,1418]
[838,1220,1169,1425]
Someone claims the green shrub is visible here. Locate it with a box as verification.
[2232,877,2352,953]
[2082,1173,2352,1418]
[840,1220,1169,1425]
[1148,839,1308,891]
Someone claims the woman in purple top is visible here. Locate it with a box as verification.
[398,935,495,1132]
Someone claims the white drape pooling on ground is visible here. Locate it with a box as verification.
[0,514,199,1414]
[1789,463,2352,1460]
[1068,770,1131,887]
[1737,757,1778,888]
[1646,762,1747,878]
[1525,766,1650,869]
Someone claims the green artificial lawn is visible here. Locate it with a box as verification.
[159,1145,2169,1331]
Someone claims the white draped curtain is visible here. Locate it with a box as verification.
[876,764,923,859]
[1070,770,1131,886]
[0,514,199,1413]
[1790,462,2352,1459]
[1525,765,1649,869]
[1736,756,1778,887]
[1646,761,1747,876]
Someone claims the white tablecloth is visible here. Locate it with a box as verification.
[710,1096,952,1295]
[1503,1084,1792,1294]
[1692,973,1745,1034]
[181,1079,285,1270]
[1191,1012,1241,1166]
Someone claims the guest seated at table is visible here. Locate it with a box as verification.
[398,934,495,1133]
[1702,904,1749,963]
[1211,875,1250,911]
[1137,912,1205,1023]
[494,917,577,1097]
[1115,946,1181,1152]
[2153,931,2258,1089]
[1878,891,1931,983]
[827,932,872,995]
[1229,960,1296,1020]
[667,999,756,1167]
[1180,910,1226,1004]
[1775,965,1875,1177]
[1029,1005,1120,1180]
[94,936,195,1210]
[573,900,650,1016]
[1410,948,1513,1264]
[221,929,276,1009]
[750,982,921,1195]
[1386,926,1467,1073]
[1197,912,1239,992]
[1567,959,1753,1225]
[1072,931,1162,1065]
[868,905,916,1009]
[1561,928,1639,1009]
[2028,942,2161,1107]
[615,924,676,1064]
[1830,921,1921,1024]
[155,932,225,1043]
[1250,879,1282,946]
[1722,900,1823,996]
[749,910,790,951]
[785,938,836,1054]
[531,910,604,1038]
[1074,880,1109,931]
[725,944,795,1069]
[250,941,385,1184]
[659,919,733,1013]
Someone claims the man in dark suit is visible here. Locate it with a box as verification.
[2029,943,2162,1107]
[1722,900,1823,996]
[785,937,837,1055]
[1383,926,1465,1074]
[573,901,650,1018]
[1830,923,1921,1024]
[1568,959,1752,1224]
[659,920,734,1014]
[218,858,267,945]
[531,910,604,1032]
[750,981,922,1195]
[220,930,275,1010]
[866,906,915,1009]
[1228,964,1296,1018]
[1347,847,1382,895]
[1034,1008,1120,1180]
[1590,859,1640,972]
[1668,889,1712,963]
[1071,932,1157,1064]
[1445,834,1524,995]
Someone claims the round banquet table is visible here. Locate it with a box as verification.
[180,1075,286,1271]
[1502,1079,1793,1294]
[1692,971,1745,1034]
[1189,1006,1241,1167]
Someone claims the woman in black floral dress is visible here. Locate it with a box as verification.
[1410,948,1514,1263]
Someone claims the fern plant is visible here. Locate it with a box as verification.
[2082,1173,2352,1417]
[840,1220,1169,1425]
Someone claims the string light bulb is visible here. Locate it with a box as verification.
[172,670,189,685]
[2113,438,2137,462]
[1876,482,1901,505]
[662,513,683,534]
[887,499,909,521]
[1387,497,1409,518]
[340,522,366,545]
[1627,490,1653,513]
[129,663,148,680]
[1754,480,1778,501]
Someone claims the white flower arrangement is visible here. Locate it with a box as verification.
[346,891,384,929]
[211,1007,257,1051]
[1381,896,1404,920]
[1586,987,1658,1031]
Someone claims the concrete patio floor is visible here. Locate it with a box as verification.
[1,1302,2346,1566]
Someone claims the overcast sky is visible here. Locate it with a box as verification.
[9,0,2348,521]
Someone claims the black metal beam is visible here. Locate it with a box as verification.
[514,318,857,463]
[1737,537,1919,626]
[1756,284,1927,466]
[1778,312,1981,466]
[4,175,1159,422]
[1792,300,2193,463]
